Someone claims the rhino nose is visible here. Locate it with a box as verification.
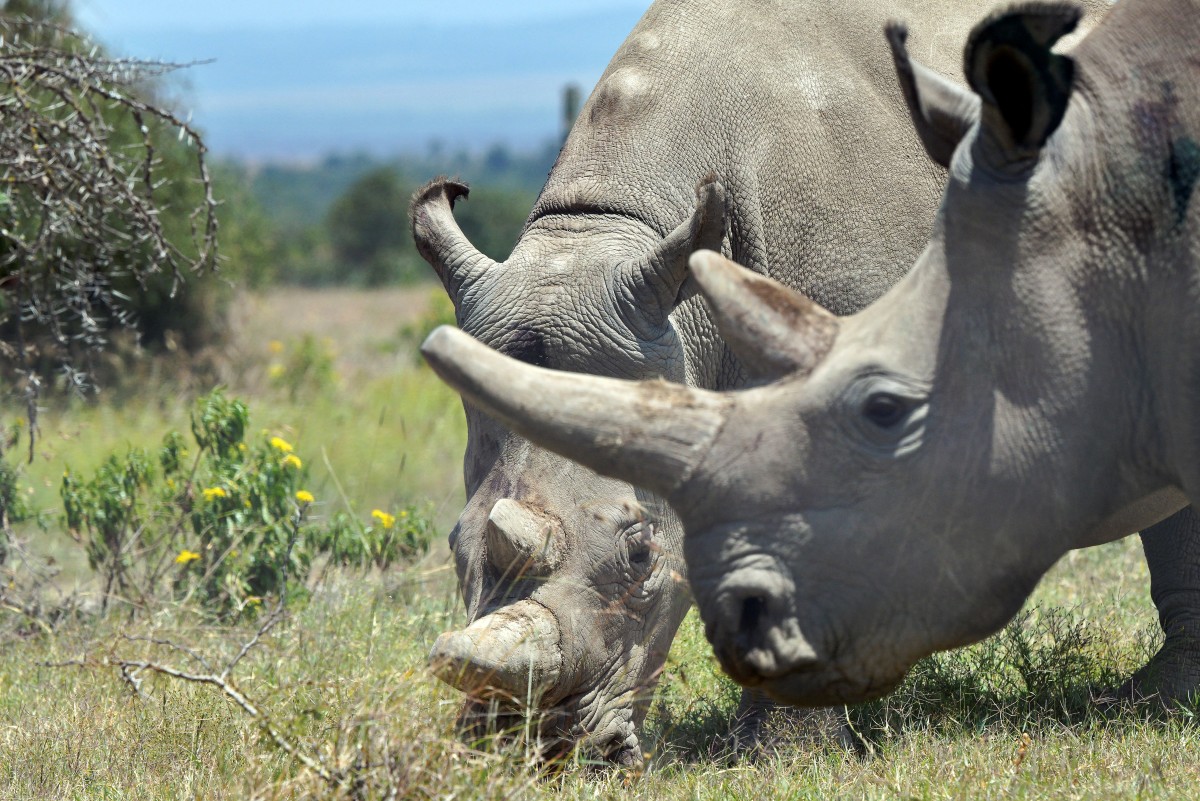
[707,575,820,682]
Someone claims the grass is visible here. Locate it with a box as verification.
[1,286,1198,798]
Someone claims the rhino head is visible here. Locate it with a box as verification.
[411,177,726,761]
[420,1,1199,706]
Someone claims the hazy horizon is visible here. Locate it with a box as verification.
[69,1,649,162]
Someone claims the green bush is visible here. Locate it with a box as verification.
[61,389,433,616]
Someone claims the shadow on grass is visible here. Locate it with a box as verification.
[638,605,1195,770]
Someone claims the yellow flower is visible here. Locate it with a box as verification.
[269,436,293,453]
[166,478,176,490]
[281,454,302,469]
[295,490,315,504]
[371,509,396,529]
[267,364,285,379]
[202,486,227,501]
[238,442,248,452]
[175,550,201,565]
[268,339,284,354]
[399,509,408,518]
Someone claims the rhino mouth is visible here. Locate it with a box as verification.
[453,688,641,766]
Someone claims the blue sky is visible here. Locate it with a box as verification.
[71,1,648,161]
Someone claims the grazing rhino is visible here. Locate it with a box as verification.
[419,0,1200,709]
[412,0,1112,757]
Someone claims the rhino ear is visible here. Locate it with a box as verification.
[688,250,839,382]
[621,177,727,334]
[410,177,497,303]
[887,22,980,169]
[964,3,1081,167]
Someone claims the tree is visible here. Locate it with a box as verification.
[325,166,409,286]
[0,2,218,442]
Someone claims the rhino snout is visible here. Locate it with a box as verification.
[705,571,820,684]
[429,600,563,701]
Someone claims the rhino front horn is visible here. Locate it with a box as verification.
[429,600,563,700]
[420,326,732,500]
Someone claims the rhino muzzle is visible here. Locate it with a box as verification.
[705,571,821,685]
[429,599,563,700]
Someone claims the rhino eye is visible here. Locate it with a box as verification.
[862,392,910,429]
[626,523,655,566]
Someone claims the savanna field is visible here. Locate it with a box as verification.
[0,286,1194,800]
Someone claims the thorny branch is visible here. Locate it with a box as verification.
[0,17,219,456]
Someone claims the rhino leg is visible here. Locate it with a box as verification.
[727,688,864,759]
[1126,506,1200,705]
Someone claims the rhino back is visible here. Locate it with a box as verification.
[530,0,981,314]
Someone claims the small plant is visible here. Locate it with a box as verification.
[316,505,434,571]
[0,420,34,565]
[61,388,437,617]
[266,335,337,400]
[61,447,159,611]
[178,392,313,613]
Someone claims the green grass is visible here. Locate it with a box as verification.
[1,288,1197,799]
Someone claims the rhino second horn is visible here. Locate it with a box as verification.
[487,499,562,575]
[428,600,563,700]
[689,249,839,381]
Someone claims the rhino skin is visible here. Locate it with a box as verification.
[419,0,1200,709]
[413,0,1112,758]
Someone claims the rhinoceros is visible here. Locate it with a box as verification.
[419,0,1200,709]
[412,0,1112,755]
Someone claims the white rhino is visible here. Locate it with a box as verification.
[418,0,1200,709]
[411,0,1114,754]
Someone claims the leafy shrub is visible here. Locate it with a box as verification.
[61,389,432,616]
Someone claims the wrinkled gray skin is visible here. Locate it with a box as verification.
[419,0,1200,708]
[410,0,1022,762]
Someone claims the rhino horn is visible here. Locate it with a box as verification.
[688,250,839,381]
[622,177,727,332]
[420,326,732,500]
[409,177,497,300]
[487,499,562,575]
[429,600,563,699]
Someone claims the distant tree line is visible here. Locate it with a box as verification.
[226,143,554,288]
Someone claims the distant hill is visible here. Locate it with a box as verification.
[94,8,646,159]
